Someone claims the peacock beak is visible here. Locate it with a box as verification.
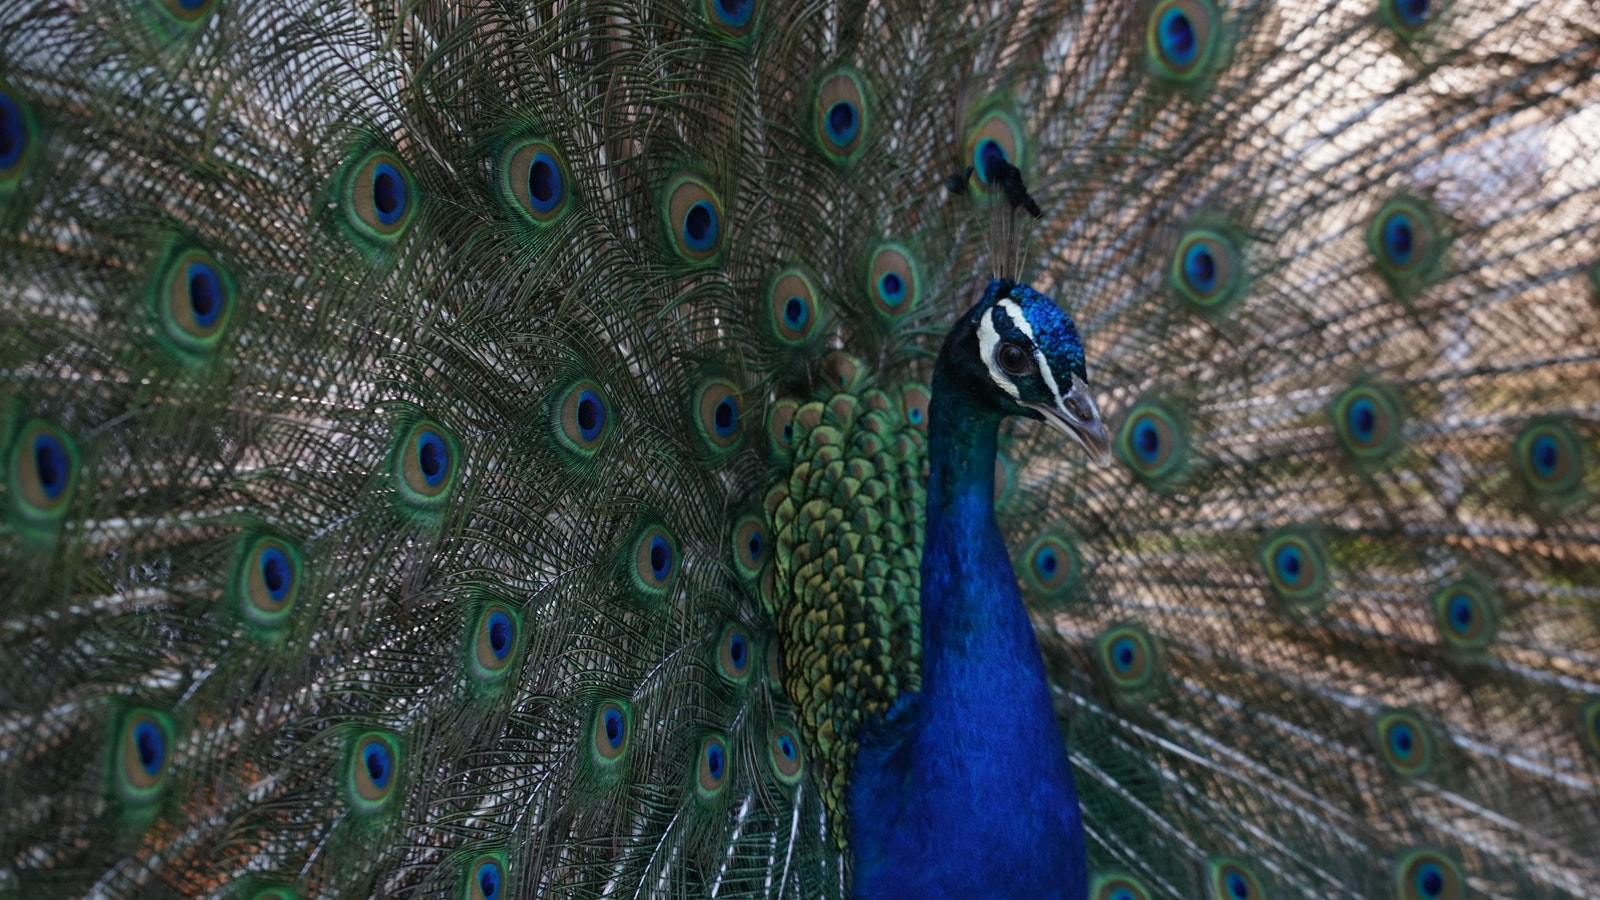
[1027,380,1112,468]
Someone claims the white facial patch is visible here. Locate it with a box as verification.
[978,306,1022,400]
[981,298,1069,406]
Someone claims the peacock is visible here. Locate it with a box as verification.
[2,0,1599,897]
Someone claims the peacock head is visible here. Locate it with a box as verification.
[941,278,1112,466]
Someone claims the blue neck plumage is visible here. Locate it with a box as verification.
[846,308,1088,899]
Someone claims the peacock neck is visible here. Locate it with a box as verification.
[919,364,1039,699]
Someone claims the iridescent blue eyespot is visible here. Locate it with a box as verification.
[500,138,572,225]
[1258,530,1329,610]
[650,536,671,580]
[767,267,822,346]
[1023,531,1080,600]
[1430,579,1496,656]
[472,858,505,900]
[827,103,858,145]
[1207,859,1263,900]
[115,710,173,804]
[1091,874,1153,900]
[152,245,235,360]
[732,514,768,580]
[698,735,730,797]
[1375,709,1435,777]
[1096,625,1159,693]
[879,273,905,306]
[31,433,68,500]
[554,379,612,460]
[718,624,752,682]
[867,243,920,319]
[1382,0,1438,35]
[486,612,512,661]
[1383,212,1415,267]
[369,161,408,226]
[1147,0,1222,82]
[346,731,401,812]
[1395,850,1463,900]
[1367,198,1443,295]
[664,175,724,263]
[1183,241,1217,292]
[0,91,32,179]
[337,148,417,248]
[1159,7,1199,66]
[8,420,80,530]
[695,379,744,453]
[525,151,563,214]
[704,0,757,35]
[964,107,1025,196]
[1116,399,1189,489]
[767,725,804,784]
[1513,419,1584,500]
[591,700,632,765]
[416,431,449,488]
[630,522,678,599]
[768,400,799,456]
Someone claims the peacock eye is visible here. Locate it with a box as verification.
[997,342,1032,376]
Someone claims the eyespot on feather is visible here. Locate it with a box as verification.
[899,382,930,431]
[766,724,804,784]
[499,138,571,224]
[1022,531,1081,601]
[964,107,1026,196]
[7,420,80,527]
[1580,697,1600,760]
[338,148,416,247]
[392,420,460,510]
[113,709,173,805]
[150,0,216,29]
[717,624,753,683]
[1147,0,1224,82]
[346,731,401,813]
[731,513,768,580]
[1513,419,1585,501]
[697,734,730,798]
[702,0,759,39]
[1331,383,1404,466]
[694,379,744,453]
[235,534,302,629]
[1393,849,1464,900]
[1115,398,1190,490]
[591,700,632,765]
[0,87,38,196]
[767,400,799,456]
[866,243,919,319]
[1207,858,1265,900]
[1095,624,1161,694]
[766,267,822,346]
[1429,578,1497,656]
[1091,873,1154,900]
[628,522,678,599]
[813,69,870,162]
[552,379,612,459]
[1381,0,1440,37]
[1170,228,1244,312]
[1258,529,1330,611]
[1366,198,1447,299]
[468,602,520,684]
[465,853,508,900]
[664,175,724,263]
[1374,708,1436,777]
[150,244,236,360]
